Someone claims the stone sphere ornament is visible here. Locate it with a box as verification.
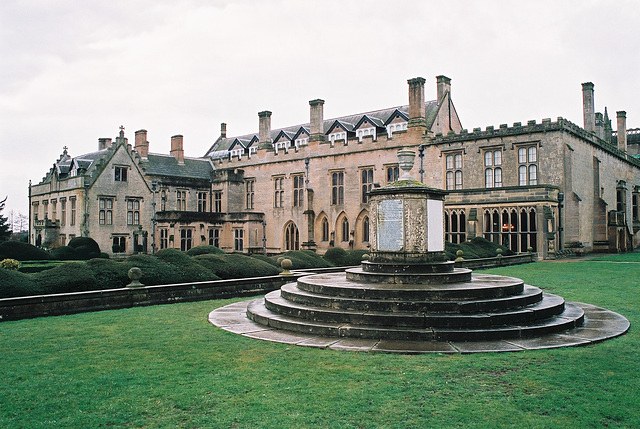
[127,267,144,288]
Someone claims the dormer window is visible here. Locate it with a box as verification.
[275,140,291,151]
[357,128,376,142]
[387,122,408,138]
[329,132,347,144]
[295,137,308,147]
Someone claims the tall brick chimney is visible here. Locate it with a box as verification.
[407,77,427,134]
[582,82,595,133]
[170,135,184,164]
[98,138,112,150]
[309,99,325,143]
[436,75,451,103]
[617,111,627,152]
[134,129,149,158]
[221,123,227,138]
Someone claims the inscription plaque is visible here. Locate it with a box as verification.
[377,199,404,251]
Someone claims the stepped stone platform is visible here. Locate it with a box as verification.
[209,148,628,353]
[209,268,629,354]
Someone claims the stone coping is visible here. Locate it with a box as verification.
[208,299,629,354]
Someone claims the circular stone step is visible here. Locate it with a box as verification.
[297,272,524,301]
[280,282,544,314]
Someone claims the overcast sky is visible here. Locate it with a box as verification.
[1,0,639,221]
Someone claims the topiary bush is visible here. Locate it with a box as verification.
[33,262,98,294]
[445,237,515,260]
[323,248,369,266]
[86,258,130,289]
[123,254,185,286]
[0,268,41,298]
[193,253,280,279]
[67,237,101,260]
[186,245,225,256]
[155,248,218,283]
[0,241,52,261]
[322,247,347,265]
[273,250,333,269]
[51,245,78,260]
[249,253,281,267]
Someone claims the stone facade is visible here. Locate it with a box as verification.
[29,76,640,259]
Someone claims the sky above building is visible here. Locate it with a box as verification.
[1,0,639,220]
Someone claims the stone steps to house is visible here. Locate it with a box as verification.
[261,289,565,329]
[296,272,525,301]
[280,282,544,314]
[246,299,585,342]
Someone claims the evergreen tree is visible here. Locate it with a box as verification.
[0,197,11,242]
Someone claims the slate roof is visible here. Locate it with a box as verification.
[142,153,214,180]
[204,102,437,158]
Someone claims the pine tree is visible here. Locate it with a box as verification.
[0,197,11,242]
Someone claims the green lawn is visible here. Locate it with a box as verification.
[1,255,639,428]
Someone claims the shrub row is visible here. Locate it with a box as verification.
[444,237,514,260]
[0,245,281,299]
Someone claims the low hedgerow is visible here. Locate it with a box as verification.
[445,237,514,260]
[249,253,281,267]
[322,248,369,266]
[50,245,79,261]
[86,258,130,289]
[274,250,334,269]
[0,267,40,298]
[0,241,52,261]
[123,254,188,286]
[155,249,218,283]
[186,245,225,256]
[193,253,280,279]
[32,262,98,294]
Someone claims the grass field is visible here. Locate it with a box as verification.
[1,254,639,428]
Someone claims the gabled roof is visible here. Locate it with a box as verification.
[354,114,385,130]
[383,108,409,125]
[326,119,355,134]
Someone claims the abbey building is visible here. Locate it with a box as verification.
[29,76,640,259]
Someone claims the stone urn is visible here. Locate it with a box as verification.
[397,148,416,180]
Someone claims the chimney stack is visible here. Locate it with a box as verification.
[170,135,184,164]
[407,77,427,135]
[617,111,627,152]
[221,123,227,138]
[98,138,112,150]
[436,75,451,103]
[134,129,149,158]
[258,111,272,143]
[309,99,325,143]
[582,82,595,133]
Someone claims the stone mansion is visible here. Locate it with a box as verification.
[29,76,640,259]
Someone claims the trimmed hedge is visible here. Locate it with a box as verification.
[51,246,79,260]
[0,268,39,298]
[186,245,225,256]
[445,237,515,260]
[274,250,334,269]
[86,258,130,289]
[193,254,280,279]
[32,262,98,294]
[249,253,281,267]
[155,249,219,283]
[0,241,52,261]
[323,248,369,266]
[67,237,101,260]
